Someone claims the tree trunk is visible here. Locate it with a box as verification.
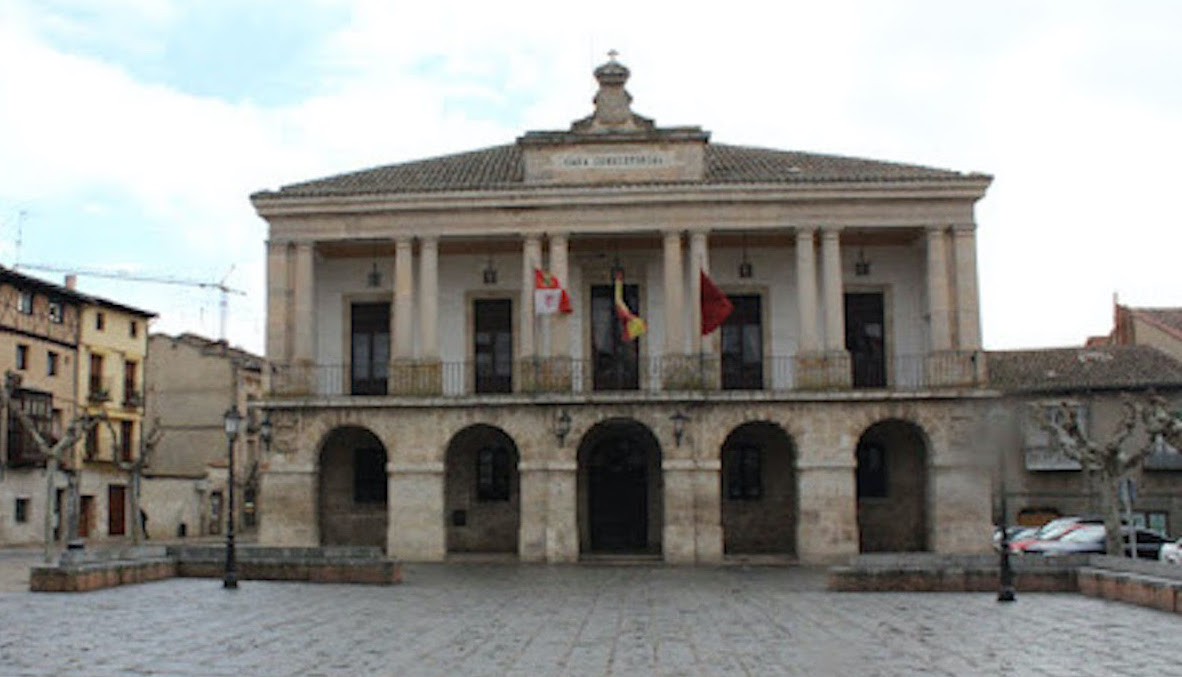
[1101,472,1123,556]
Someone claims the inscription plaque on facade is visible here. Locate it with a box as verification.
[554,152,676,170]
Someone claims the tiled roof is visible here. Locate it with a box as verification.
[257,143,983,198]
[987,346,1182,393]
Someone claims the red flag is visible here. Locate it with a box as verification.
[700,269,733,335]
[534,268,572,314]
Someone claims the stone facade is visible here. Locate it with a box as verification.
[251,57,996,564]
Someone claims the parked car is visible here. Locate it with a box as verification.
[1008,516,1103,553]
[992,526,1036,551]
[1024,524,1171,559]
[1160,538,1182,564]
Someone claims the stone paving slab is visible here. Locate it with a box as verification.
[0,563,1178,676]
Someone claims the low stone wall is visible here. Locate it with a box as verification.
[29,545,401,592]
[30,546,176,593]
[827,553,1084,593]
[829,552,1182,615]
[170,545,401,585]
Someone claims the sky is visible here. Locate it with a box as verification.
[1,0,1180,355]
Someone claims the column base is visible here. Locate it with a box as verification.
[794,351,852,390]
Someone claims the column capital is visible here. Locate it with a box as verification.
[395,235,413,247]
[951,222,977,234]
[925,225,948,236]
[418,234,439,245]
[795,227,817,241]
[820,225,844,236]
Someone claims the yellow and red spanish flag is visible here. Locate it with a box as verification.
[700,269,734,335]
[534,268,572,315]
[613,271,646,341]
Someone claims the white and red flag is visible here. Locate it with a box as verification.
[534,268,573,315]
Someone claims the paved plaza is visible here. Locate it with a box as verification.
[0,556,1179,676]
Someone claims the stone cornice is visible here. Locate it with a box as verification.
[251,177,992,219]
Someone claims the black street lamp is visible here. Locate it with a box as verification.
[223,405,242,589]
[997,447,1016,603]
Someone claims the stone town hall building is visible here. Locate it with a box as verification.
[251,58,994,564]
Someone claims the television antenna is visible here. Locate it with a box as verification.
[13,262,246,341]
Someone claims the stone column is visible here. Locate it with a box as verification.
[795,228,819,353]
[663,230,685,355]
[519,235,542,390]
[257,463,319,546]
[517,460,549,562]
[393,237,415,358]
[548,234,570,357]
[418,236,439,359]
[693,459,723,563]
[291,242,316,393]
[794,462,860,563]
[387,461,445,561]
[689,231,709,353]
[265,240,290,363]
[820,227,845,352]
[662,459,697,564]
[952,224,981,351]
[925,226,952,352]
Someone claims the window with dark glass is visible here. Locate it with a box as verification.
[474,299,512,394]
[48,301,63,324]
[129,320,138,338]
[351,303,390,396]
[123,360,138,405]
[96,312,105,330]
[476,445,511,501]
[18,291,33,315]
[120,420,134,463]
[89,353,105,399]
[845,293,886,388]
[353,447,387,503]
[591,283,639,391]
[721,295,763,390]
[726,444,762,500]
[85,426,99,460]
[47,351,58,377]
[15,344,28,371]
[856,442,888,498]
[7,389,52,467]
[15,498,29,523]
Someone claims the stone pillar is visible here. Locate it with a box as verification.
[663,231,685,355]
[257,463,318,546]
[387,461,445,561]
[545,461,578,562]
[265,240,290,363]
[693,459,723,563]
[393,237,415,358]
[518,461,548,562]
[418,236,439,359]
[794,463,859,563]
[925,226,952,352]
[519,235,542,390]
[952,224,981,351]
[662,459,697,564]
[689,231,708,353]
[795,228,819,352]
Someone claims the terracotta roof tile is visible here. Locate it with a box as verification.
[986,346,1182,393]
[256,143,986,198]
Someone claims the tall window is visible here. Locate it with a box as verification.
[89,353,105,399]
[476,445,511,501]
[18,291,33,315]
[474,299,512,394]
[85,426,99,460]
[845,293,886,388]
[48,301,63,324]
[123,361,138,405]
[15,344,28,371]
[353,447,387,504]
[350,303,390,396]
[129,320,138,338]
[721,295,763,390]
[120,420,134,463]
[95,312,105,330]
[726,444,763,500]
[591,283,640,391]
[47,351,58,377]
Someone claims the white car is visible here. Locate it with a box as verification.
[1160,538,1182,564]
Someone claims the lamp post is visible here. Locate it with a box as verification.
[997,445,1016,603]
[223,405,242,589]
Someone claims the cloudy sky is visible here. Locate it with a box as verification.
[1,0,1179,355]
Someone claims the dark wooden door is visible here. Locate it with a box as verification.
[845,293,886,388]
[351,303,390,395]
[588,438,648,551]
[474,299,513,394]
[79,495,94,538]
[721,295,763,390]
[108,485,126,536]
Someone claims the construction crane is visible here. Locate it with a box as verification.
[13,262,247,341]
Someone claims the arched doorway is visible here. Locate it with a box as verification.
[577,419,662,555]
[721,421,797,555]
[444,425,520,554]
[855,419,929,552]
[319,426,388,547]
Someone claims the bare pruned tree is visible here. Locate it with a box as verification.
[1039,395,1153,556]
[114,417,163,543]
[1142,393,1182,450]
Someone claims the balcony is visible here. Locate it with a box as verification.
[271,351,986,399]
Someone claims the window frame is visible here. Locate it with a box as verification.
[15,344,28,371]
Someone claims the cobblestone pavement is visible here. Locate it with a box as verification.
[0,561,1179,676]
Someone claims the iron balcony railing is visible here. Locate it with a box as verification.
[271,351,986,399]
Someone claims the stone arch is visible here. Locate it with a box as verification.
[318,425,388,547]
[444,424,520,555]
[855,418,929,552]
[576,418,663,555]
[720,420,797,555]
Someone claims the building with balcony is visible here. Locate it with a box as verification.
[143,332,269,540]
[251,58,995,564]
